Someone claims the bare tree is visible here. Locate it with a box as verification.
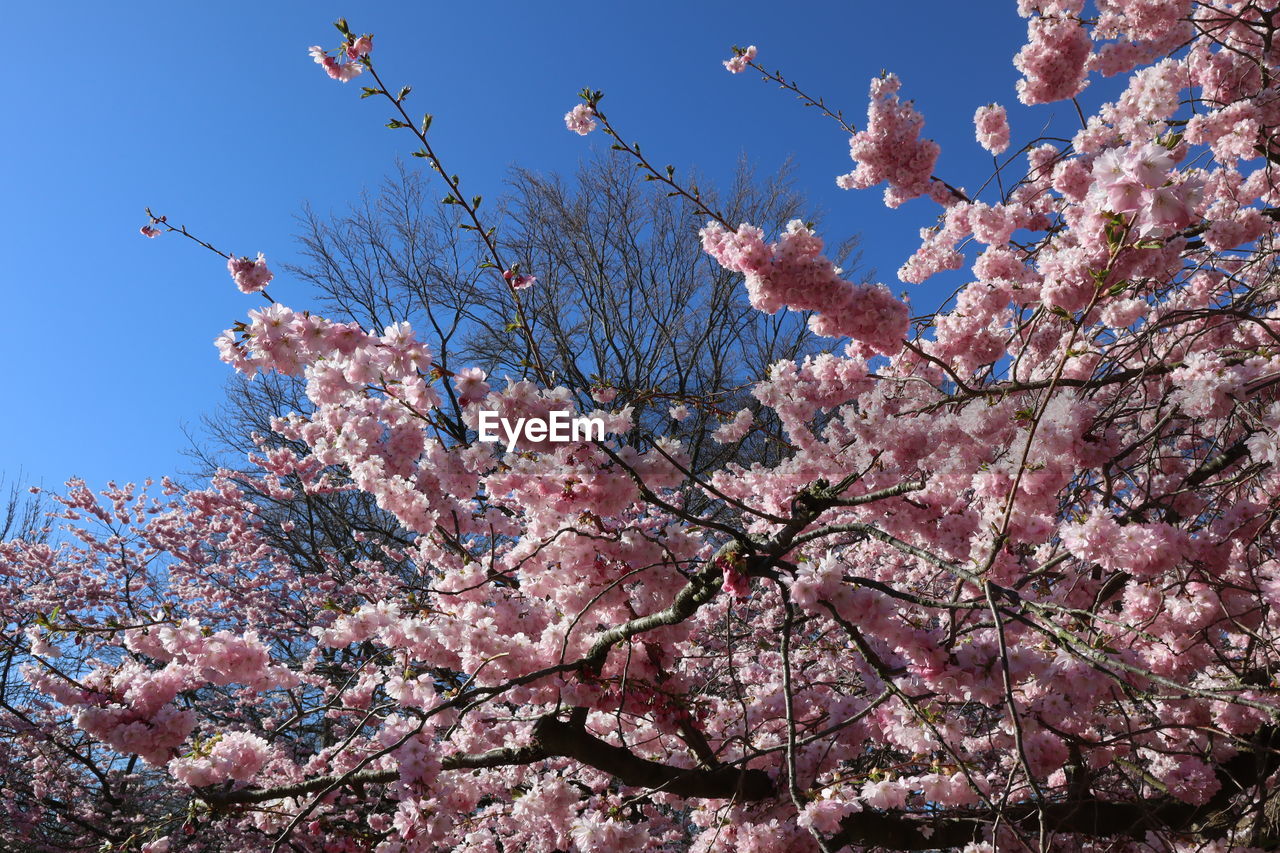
[0,472,46,543]
[190,152,864,543]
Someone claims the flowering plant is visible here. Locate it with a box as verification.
[9,4,1280,851]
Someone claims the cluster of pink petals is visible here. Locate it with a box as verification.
[346,35,373,60]
[571,815,650,852]
[798,796,862,834]
[24,663,196,766]
[701,219,909,354]
[1089,141,1202,235]
[451,366,490,405]
[1092,0,1193,77]
[564,103,597,136]
[22,3,1280,849]
[169,731,273,787]
[1014,10,1092,104]
[227,252,273,294]
[130,625,298,691]
[1061,510,1185,579]
[308,44,364,82]
[837,74,940,207]
[502,268,536,289]
[974,103,1011,154]
[711,408,752,444]
[1248,404,1280,471]
[722,44,757,73]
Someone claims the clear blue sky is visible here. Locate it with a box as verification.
[3,2,1053,492]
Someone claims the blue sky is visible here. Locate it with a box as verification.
[3,2,1051,492]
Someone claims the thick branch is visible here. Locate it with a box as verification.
[829,799,1187,850]
[204,709,772,808]
[581,562,724,672]
[205,743,546,807]
[828,725,1280,850]
[533,714,773,800]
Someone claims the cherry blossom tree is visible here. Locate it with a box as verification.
[10,3,1280,850]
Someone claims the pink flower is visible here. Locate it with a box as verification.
[1105,178,1146,213]
[140,225,162,238]
[712,409,753,444]
[25,627,60,658]
[722,562,749,598]
[1142,184,1194,231]
[1014,16,1092,104]
[346,35,373,60]
[503,269,537,289]
[227,252,274,294]
[309,44,364,82]
[700,219,908,354]
[1123,142,1174,186]
[861,778,910,810]
[452,367,490,406]
[564,103,597,136]
[799,797,862,833]
[837,74,940,207]
[723,45,757,74]
[170,731,273,787]
[974,104,1011,154]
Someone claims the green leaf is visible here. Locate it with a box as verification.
[360,87,382,99]
[386,119,409,129]
[421,114,433,132]
[397,86,411,102]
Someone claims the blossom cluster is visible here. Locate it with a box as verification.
[18,4,1280,851]
[700,219,908,354]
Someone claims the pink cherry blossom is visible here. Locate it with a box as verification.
[836,74,940,207]
[723,44,757,73]
[974,103,1010,154]
[309,44,364,82]
[346,35,373,59]
[13,7,1280,851]
[564,103,597,135]
[226,252,273,294]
